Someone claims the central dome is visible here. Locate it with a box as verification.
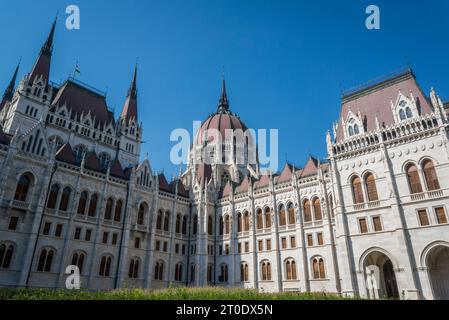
[195,78,248,145]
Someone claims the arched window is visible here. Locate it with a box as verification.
[303,200,312,222]
[114,200,123,222]
[207,264,213,283]
[47,184,60,209]
[219,264,228,282]
[175,263,183,282]
[176,214,181,233]
[279,204,286,226]
[88,194,98,217]
[15,174,32,202]
[219,216,224,235]
[313,198,322,221]
[264,208,271,228]
[285,259,297,280]
[240,262,249,282]
[422,160,440,191]
[182,215,187,235]
[156,210,163,230]
[73,145,87,163]
[398,101,413,121]
[137,204,146,225]
[256,209,263,230]
[77,191,88,215]
[98,152,111,170]
[328,194,335,218]
[71,252,85,274]
[353,124,360,135]
[406,107,412,118]
[364,173,379,202]
[0,244,14,269]
[261,261,272,281]
[163,212,170,231]
[287,203,295,225]
[224,215,230,235]
[154,261,164,280]
[406,164,423,194]
[207,215,213,235]
[128,258,139,279]
[59,187,71,211]
[99,256,112,276]
[399,109,406,120]
[312,258,325,279]
[237,213,242,232]
[190,264,196,282]
[243,212,250,231]
[192,215,198,235]
[37,248,54,272]
[351,176,364,204]
[104,198,113,220]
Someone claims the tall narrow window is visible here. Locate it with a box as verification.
[77,191,88,215]
[99,256,112,277]
[264,208,271,228]
[207,215,213,235]
[163,212,170,231]
[192,215,198,235]
[256,209,263,230]
[312,258,325,279]
[59,187,71,211]
[422,160,440,191]
[328,194,335,218]
[244,212,250,231]
[313,198,322,221]
[37,248,54,272]
[0,244,14,269]
[303,200,312,222]
[88,194,98,217]
[237,213,242,232]
[365,173,379,202]
[372,216,383,232]
[156,210,163,230]
[287,203,295,225]
[352,176,364,204]
[219,216,223,235]
[225,215,230,234]
[104,198,113,220]
[435,207,448,224]
[182,215,187,234]
[359,218,368,233]
[418,210,430,226]
[128,258,139,279]
[137,204,145,225]
[406,164,423,194]
[71,252,85,274]
[114,200,123,222]
[14,174,31,202]
[279,205,286,226]
[47,184,59,209]
[176,214,181,233]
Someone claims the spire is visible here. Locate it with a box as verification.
[120,63,138,123]
[28,17,57,85]
[0,62,20,111]
[217,74,229,113]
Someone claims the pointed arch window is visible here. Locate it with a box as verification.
[182,215,187,235]
[207,215,213,235]
[264,208,271,228]
[422,160,440,191]
[156,210,163,230]
[313,198,322,221]
[137,204,146,225]
[219,264,228,283]
[128,258,139,279]
[37,248,54,272]
[88,194,98,217]
[287,203,295,225]
[303,200,312,222]
[59,187,71,211]
[47,184,60,209]
[240,262,249,282]
[71,252,85,274]
[175,263,184,282]
[114,200,123,222]
[154,261,164,280]
[104,198,113,220]
[285,259,297,280]
[243,212,250,231]
[77,191,88,215]
[256,209,263,230]
[15,174,32,202]
[207,263,213,283]
[99,256,112,277]
[351,176,364,204]
[261,261,272,281]
[364,173,379,202]
[176,214,181,234]
[224,215,230,235]
[279,204,286,226]
[0,244,14,269]
[312,257,326,279]
[237,212,242,233]
[163,212,170,231]
[406,164,423,194]
[398,101,413,121]
[192,214,198,235]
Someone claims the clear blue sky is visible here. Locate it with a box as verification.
[1,0,449,176]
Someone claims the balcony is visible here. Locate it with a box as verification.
[9,199,30,211]
[409,189,445,202]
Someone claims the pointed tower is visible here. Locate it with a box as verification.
[28,18,56,86]
[120,64,138,123]
[117,64,141,167]
[217,77,230,114]
[0,62,19,113]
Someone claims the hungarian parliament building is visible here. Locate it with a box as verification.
[0,20,448,300]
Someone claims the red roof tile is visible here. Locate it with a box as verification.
[110,159,126,179]
[85,152,103,172]
[55,143,76,164]
[301,157,319,177]
[236,176,249,193]
[254,174,270,189]
[158,174,171,192]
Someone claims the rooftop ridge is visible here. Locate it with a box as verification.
[341,67,414,102]
[66,76,107,98]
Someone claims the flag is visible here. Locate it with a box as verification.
[74,62,81,76]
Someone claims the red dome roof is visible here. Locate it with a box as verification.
[195,78,248,145]
[196,112,248,145]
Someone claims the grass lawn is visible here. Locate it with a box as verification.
[0,287,352,300]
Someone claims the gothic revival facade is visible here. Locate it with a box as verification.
[1,21,449,299]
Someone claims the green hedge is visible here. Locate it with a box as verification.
[0,287,353,300]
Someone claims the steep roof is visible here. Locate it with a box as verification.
[55,143,76,164]
[84,152,103,172]
[277,163,295,183]
[300,157,319,177]
[0,126,11,145]
[254,174,270,189]
[51,80,114,126]
[109,159,126,179]
[0,63,19,112]
[158,174,171,192]
[196,163,212,185]
[29,19,56,85]
[120,65,138,123]
[336,69,433,142]
[236,176,249,193]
